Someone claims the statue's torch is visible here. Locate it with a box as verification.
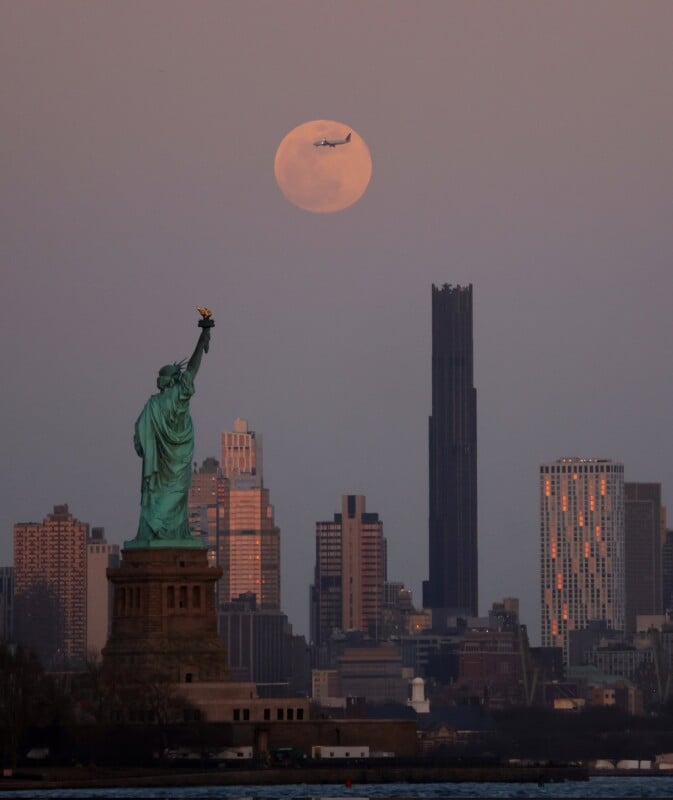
[197,307,214,353]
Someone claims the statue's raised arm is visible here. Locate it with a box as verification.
[126,309,215,550]
[186,307,214,379]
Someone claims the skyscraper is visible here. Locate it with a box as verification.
[0,566,13,642]
[624,482,665,632]
[661,529,673,613]
[423,283,478,620]
[311,494,387,646]
[540,458,625,663]
[218,591,296,691]
[14,504,88,665]
[221,417,261,485]
[218,419,280,609]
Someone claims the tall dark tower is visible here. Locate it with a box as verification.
[423,283,478,622]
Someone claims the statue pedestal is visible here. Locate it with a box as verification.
[123,536,205,550]
[102,547,228,683]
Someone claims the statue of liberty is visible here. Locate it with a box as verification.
[125,309,214,549]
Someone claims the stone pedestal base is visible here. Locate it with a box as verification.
[102,547,228,683]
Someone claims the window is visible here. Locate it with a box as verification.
[243,709,250,721]
[179,585,187,608]
[263,708,270,720]
[117,587,126,614]
[277,708,284,720]
[287,708,294,721]
[233,708,240,721]
[167,586,175,609]
[297,708,304,721]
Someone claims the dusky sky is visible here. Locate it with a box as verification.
[2,2,672,643]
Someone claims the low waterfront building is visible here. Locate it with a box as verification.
[338,645,408,705]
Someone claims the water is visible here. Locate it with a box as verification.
[4,778,673,799]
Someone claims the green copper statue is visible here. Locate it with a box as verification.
[125,308,214,550]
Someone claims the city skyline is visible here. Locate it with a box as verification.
[2,3,673,644]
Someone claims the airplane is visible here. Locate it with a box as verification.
[313,132,352,148]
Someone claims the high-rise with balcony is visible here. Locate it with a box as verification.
[310,494,387,646]
[14,504,88,666]
[423,283,478,620]
[218,419,280,610]
[540,458,625,663]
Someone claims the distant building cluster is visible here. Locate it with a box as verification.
[3,284,673,721]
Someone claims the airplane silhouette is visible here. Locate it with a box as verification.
[313,132,352,148]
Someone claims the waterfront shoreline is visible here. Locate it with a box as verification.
[0,763,589,792]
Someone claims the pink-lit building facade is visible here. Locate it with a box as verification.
[540,458,625,664]
[188,421,281,611]
[218,419,280,610]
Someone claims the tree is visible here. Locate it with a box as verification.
[0,643,46,767]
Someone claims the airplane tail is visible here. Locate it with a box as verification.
[345,132,352,142]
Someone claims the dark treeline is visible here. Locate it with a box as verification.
[491,706,673,761]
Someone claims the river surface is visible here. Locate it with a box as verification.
[4,777,673,798]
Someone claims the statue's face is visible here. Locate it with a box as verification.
[157,366,179,390]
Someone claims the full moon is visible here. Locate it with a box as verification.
[274,119,372,213]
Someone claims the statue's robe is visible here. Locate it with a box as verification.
[133,371,195,541]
